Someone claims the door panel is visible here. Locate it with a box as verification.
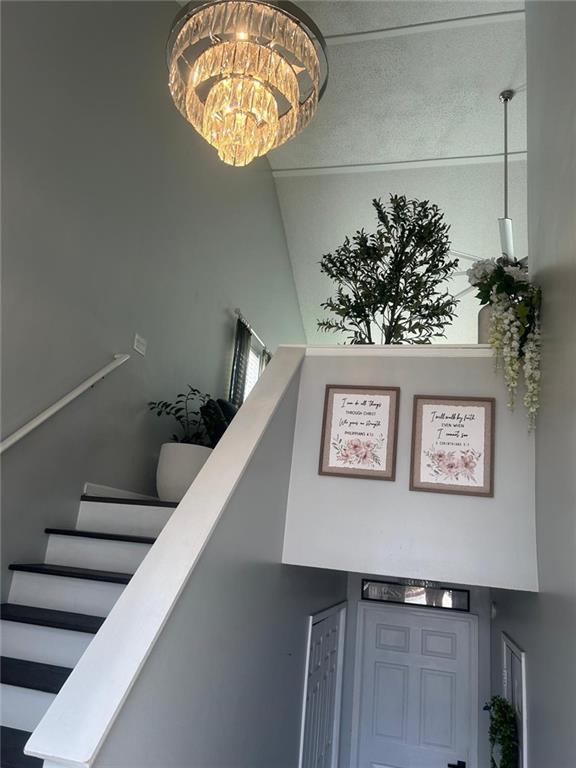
[355,604,477,768]
[302,606,345,768]
[374,662,409,740]
[503,635,526,768]
[419,669,455,748]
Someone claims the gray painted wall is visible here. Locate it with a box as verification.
[489,3,576,767]
[1,1,304,597]
[93,376,346,767]
[338,574,492,768]
[284,354,537,591]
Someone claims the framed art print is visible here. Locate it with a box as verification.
[319,385,400,480]
[410,395,495,496]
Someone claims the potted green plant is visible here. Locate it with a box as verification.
[317,195,459,344]
[149,387,212,502]
[484,695,519,768]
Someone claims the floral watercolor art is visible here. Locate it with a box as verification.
[424,448,482,483]
[319,386,399,480]
[410,395,494,497]
[332,436,384,469]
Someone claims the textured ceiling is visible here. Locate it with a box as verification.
[268,0,527,344]
[269,18,526,169]
[296,0,524,36]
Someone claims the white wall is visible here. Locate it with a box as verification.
[489,4,576,766]
[283,349,538,591]
[89,376,346,768]
[1,1,304,596]
[275,160,527,345]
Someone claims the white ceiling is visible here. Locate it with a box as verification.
[268,0,527,344]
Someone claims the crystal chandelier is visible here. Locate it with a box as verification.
[167,0,328,167]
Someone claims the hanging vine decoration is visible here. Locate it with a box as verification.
[484,695,520,768]
[467,257,542,429]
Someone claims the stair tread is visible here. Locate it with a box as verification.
[9,563,132,584]
[0,726,42,768]
[0,656,71,694]
[81,493,177,508]
[1,603,104,634]
[45,528,156,545]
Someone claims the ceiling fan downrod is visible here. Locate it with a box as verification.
[499,89,515,260]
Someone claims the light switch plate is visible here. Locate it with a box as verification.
[133,333,147,356]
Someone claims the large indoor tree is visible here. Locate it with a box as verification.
[318,195,459,344]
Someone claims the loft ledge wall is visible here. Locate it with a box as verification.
[283,349,538,592]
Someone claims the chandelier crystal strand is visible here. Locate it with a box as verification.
[167,0,327,167]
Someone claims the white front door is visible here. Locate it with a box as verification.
[353,603,478,768]
[301,604,346,768]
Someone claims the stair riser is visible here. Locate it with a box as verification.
[8,572,124,617]
[45,534,151,574]
[76,500,173,537]
[1,621,92,668]
[0,685,55,732]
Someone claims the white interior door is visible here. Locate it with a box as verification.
[503,633,527,768]
[353,603,478,768]
[300,604,346,768]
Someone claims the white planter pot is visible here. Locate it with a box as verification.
[156,442,213,503]
[478,304,493,345]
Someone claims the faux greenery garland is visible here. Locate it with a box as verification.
[468,257,541,429]
[484,695,519,768]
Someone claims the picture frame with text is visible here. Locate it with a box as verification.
[410,395,495,497]
[319,385,400,481]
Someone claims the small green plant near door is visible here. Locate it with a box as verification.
[484,695,519,768]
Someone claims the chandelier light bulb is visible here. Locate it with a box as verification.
[167,0,328,167]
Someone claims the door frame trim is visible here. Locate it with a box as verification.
[502,632,528,768]
[298,601,347,768]
[350,601,479,768]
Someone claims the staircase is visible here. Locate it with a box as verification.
[0,493,176,768]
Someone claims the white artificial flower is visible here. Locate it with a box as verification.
[523,324,542,430]
[467,259,497,286]
[503,265,528,283]
[488,284,542,428]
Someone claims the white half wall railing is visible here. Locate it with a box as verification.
[25,345,306,768]
[0,353,131,454]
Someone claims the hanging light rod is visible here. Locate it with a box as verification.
[499,89,515,218]
[498,89,515,260]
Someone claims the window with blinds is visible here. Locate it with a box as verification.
[244,346,261,399]
[228,317,270,407]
